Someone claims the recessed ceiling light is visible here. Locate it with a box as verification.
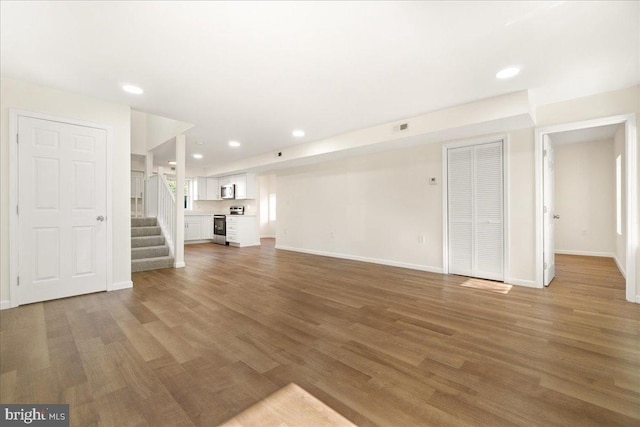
[193,153,203,159]
[496,67,520,79]
[168,160,176,165]
[122,84,144,94]
[292,129,305,137]
[229,141,241,148]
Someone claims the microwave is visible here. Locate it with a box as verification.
[221,184,235,199]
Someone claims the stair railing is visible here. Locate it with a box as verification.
[145,171,176,258]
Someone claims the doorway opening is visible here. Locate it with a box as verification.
[535,114,637,303]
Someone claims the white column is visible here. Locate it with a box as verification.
[144,152,154,216]
[174,135,186,268]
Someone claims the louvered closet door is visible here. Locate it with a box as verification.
[448,141,503,281]
[447,146,474,277]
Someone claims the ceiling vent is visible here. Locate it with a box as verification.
[393,123,409,133]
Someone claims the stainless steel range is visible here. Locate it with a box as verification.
[229,206,244,215]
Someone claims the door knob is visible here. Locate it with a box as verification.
[553,215,560,219]
[97,215,105,222]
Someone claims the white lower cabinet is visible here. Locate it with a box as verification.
[185,215,214,241]
[225,216,260,247]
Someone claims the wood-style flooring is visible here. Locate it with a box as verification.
[1,240,639,426]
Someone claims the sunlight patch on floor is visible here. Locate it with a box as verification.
[460,278,512,294]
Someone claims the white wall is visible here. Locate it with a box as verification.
[276,128,535,285]
[0,77,132,305]
[614,125,627,275]
[554,139,615,256]
[258,174,277,238]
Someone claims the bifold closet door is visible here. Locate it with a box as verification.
[447,141,503,281]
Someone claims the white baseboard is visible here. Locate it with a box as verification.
[275,245,443,274]
[174,262,186,268]
[0,300,11,310]
[185,240,213,245]
[261,235,276,239]
[613,255,626,279]
[554,250,615,258]
[636,295,640,304]
[505,278,540,288]
[109,280,133,291]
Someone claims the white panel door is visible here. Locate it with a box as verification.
[543,135,556,286]
[447,141,504,281]
[18,116,107,304]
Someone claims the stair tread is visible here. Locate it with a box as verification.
[132,255,174,262]
[131,245,168,250]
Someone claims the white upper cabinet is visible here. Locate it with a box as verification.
[196,173,256,200]
[233,173,256,199]
[234,174,247,199]
[206,177,220,200]
[196,177,207,200]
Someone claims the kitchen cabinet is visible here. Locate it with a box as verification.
[197,173,256,200]
[229,173,256,200]
[196,177,207,200]
[206,177,220,200]
[196,177,221,200]
[219,176,232,187]
[226,216,260,247]
[185,215,214,241]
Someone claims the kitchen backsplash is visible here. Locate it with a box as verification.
[192,199,258,215]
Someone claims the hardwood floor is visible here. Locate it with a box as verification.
[1,240,639,426]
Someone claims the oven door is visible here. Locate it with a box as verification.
[213,216,227,245]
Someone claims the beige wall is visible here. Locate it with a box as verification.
[554,139,615,256]
[0,77,132,305]
[276,128,536,286]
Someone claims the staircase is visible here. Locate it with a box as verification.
[131,217,174,272]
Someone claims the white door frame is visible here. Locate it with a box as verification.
[9,109,113,308]
[534,114,638,303]
[442,134,510,281]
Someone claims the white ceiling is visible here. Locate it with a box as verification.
[1,1,638,171]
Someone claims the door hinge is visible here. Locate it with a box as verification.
[543,206,548,213]
[16,205,19,215]
[16,133,19,144]
[17,276,20,286]
[543,149,547,157]
[544,262,548,269]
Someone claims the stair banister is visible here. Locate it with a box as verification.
[144,168,176,259]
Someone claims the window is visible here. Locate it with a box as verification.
[167,178,194,210]
[616,155,622,235]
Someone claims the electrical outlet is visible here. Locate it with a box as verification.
[418,235,425,244]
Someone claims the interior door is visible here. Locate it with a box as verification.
[18,115,107,304]
[543,135,556,286]
[448,141,504,281]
